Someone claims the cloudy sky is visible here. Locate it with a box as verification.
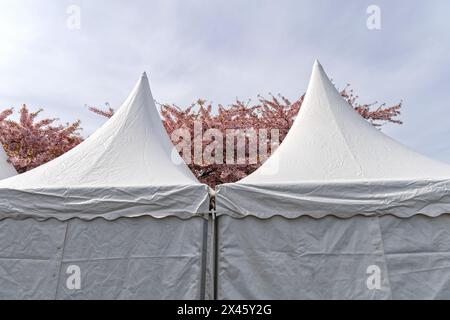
[1,0,449,162]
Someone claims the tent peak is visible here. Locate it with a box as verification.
[142,72,148,79]
[0,71,201,187]
[238,60,450,183]
[312,60,327,76]
[311,59,329,82]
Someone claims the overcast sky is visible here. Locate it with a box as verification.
[1,0,449,162]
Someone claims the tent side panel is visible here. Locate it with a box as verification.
[380,214,450,299]
[56,216,205,299]
[0,219,67,299]
[216,215,391,299]
[0,216,206,300]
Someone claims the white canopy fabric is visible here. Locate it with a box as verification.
[214,61,450,299]
[0,73,211,299]
[0,73,209,220]
[0,145,16,180]
[216,60,450,219]
[0,216,208,299]
[214,214,450,299]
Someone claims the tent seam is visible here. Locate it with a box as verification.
[54,220,69,299]
[320,81,367,180]
[375,216,393,299]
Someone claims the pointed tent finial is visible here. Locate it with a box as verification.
[312,59,325,75]
[299,59,351,120]
[308,59,335,95]
[139,72,150,91]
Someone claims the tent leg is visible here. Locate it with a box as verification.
[203,210,218,300]
[200,217,208,300]
[213,212,219,300]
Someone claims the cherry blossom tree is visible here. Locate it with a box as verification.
[0,105,83,173]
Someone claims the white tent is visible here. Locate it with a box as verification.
[0,145,16,180]
[0,73,210,299]
[215,61,450,299]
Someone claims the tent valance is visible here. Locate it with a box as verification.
[216,179,450,219]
